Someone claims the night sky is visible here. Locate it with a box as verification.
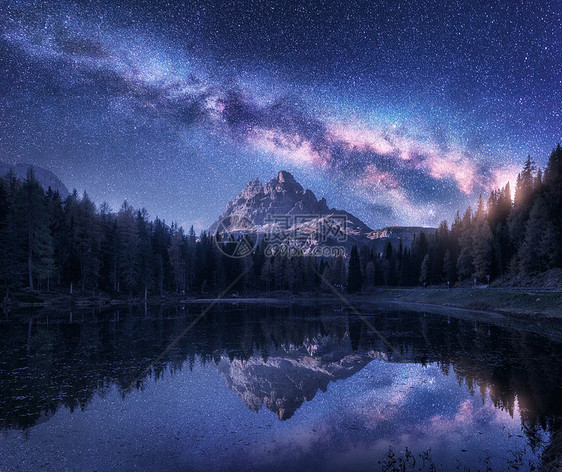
[1,0,560,231]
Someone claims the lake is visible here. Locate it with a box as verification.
[0,303,561,471]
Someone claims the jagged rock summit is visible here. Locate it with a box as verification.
[210,170,437,249]
[219,170,331,225]
[209,170,371,243]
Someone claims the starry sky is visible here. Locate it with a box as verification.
[0,0,560,231]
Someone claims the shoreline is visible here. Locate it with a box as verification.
[3,287,561,325]
[367,287,562,318]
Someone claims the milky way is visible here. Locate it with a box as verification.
[0,0,560,230]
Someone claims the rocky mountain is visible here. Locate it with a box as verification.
[0,162,70,199]
[216,171,332,226]
[217,333,390,420]
[210,170,372,247]
[210,170,435,250]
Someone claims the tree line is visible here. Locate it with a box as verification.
[0,145,560,297]
[0,168,328,297]
[345,145,562,291]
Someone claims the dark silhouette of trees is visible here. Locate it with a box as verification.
[0,148,560,297]
[346,245,362,293]
[358,147,562,288]
[10,169,54,290]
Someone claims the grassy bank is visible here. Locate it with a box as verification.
[365,287,562,318]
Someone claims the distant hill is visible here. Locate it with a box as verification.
[0,162,70,199]
[367,226,437,252]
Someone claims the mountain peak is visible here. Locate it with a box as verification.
[276,170,296,183]
[209,170,373,242]
[209,170,436,249]
[245,177,262,187]
[242,177,263,195]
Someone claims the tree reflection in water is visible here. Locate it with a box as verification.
[0,303,561,468]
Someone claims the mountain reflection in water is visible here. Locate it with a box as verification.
[0,303,561,470]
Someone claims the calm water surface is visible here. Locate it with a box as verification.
[0,303,561,471]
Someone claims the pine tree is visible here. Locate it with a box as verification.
[321,261,333,291]
[456,207,474,280]
[11,169,54,290]
[283,259,295,292]
[359,245,371,280]
[304,256,317,291]
[0,177,25,289]
[186,225,197,291]
[492,222,510,278]
[261,256,274,291]
[0,206,26,290]
[63,192,81,293]
[200,232,216,292]
[443,249,455,284]
[419,254,430,285]
[152,218,172,292]
[273,252,286,290]
[154,254,164,296]
[382,241,394,286]
[399,249,411,286]
[75,192,101,290]
[47,190,68,287]
[169,223,186,293]
[543,144,562,266]
[97,202,116,292]
[365,261,375,288]
[137,209,154,300]
[472,195,493,281]
[519,196,556,275]
[346,245,362,293]
[472,220,492,281]
[0,180,8,226]
[117,201,139,296]
[508,157,537,262]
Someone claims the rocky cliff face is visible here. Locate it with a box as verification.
[217,171,332,226]
[209,170,372,245]
[210,170,436,250]
[367,226,436,240]
[0,162,70,199]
